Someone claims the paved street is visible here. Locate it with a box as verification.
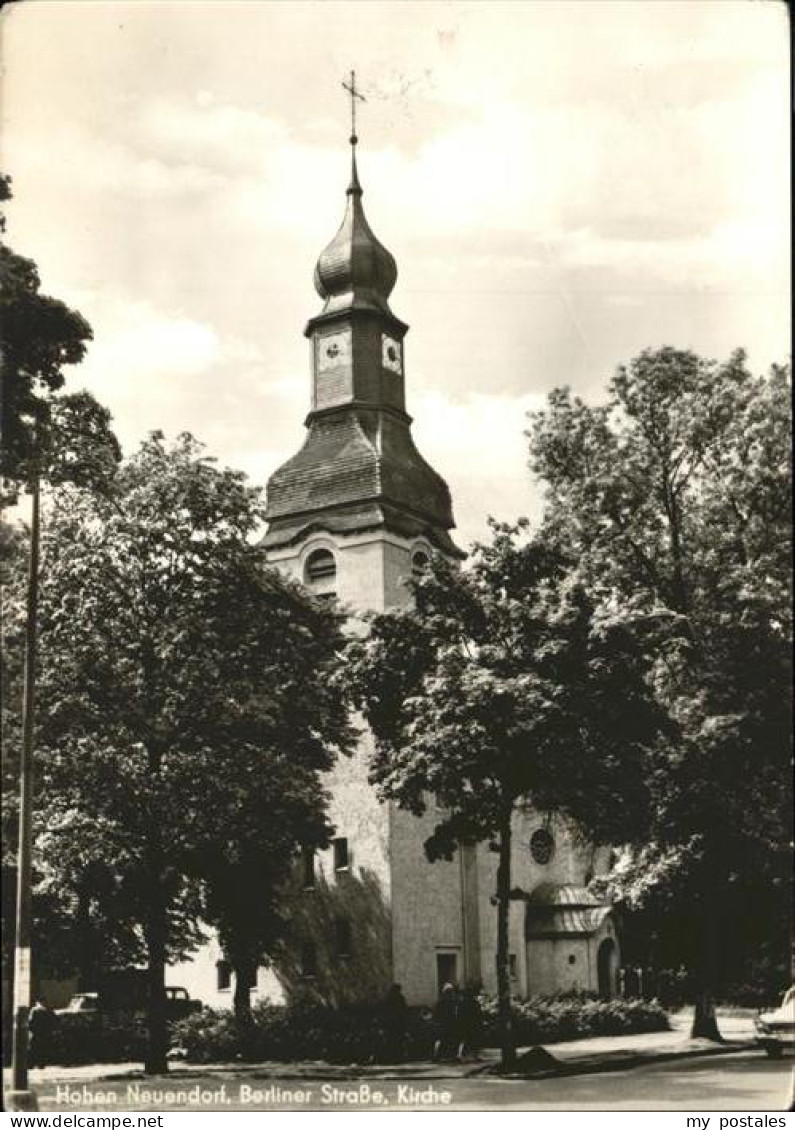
[25,1052,793,1112]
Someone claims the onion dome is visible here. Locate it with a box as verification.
[312,141,398,318]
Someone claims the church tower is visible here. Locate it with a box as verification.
[262,117,477,1008]
[263,131,462,605]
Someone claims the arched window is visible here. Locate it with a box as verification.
[411,550,430,577]
[304,548,337,591]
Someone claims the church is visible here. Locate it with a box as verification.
[171,118,620,1010]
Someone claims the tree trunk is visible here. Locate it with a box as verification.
[232,955,256,1057]
[76,885,95,991]
[495,805,516,1069]
[144,849,168,1074]
[689,902,723,1042]
[691,990,722,1040]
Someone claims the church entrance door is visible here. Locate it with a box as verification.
[435,950,459,994]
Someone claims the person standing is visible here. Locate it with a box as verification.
[433,983,461,1060]
[28,999,55,1069]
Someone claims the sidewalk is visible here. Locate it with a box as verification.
[9,1009,758,1086]
[474,1011,757,1078]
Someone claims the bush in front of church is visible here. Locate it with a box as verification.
[172,1001,437,1064]
[477,991,669,1046]
[172,993,668,1063]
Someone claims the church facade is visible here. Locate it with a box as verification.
[170,134,619,1010]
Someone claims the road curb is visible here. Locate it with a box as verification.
[469,1041,757,1081]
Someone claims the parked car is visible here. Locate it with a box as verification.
[755,985,795,1058]
[55,987,200,1022]
[55,993,100,1018]
[165,987,202,1020]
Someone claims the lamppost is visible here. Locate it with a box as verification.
[7,463,41,1111]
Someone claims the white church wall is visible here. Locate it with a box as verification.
[389,804,466,1006]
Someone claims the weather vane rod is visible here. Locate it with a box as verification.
[342,69,366,145]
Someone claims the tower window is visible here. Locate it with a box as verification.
[334,917,353,959]
[216,960,232,992]
[305,548,337,589]
[333,837,349,872]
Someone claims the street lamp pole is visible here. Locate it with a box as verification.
[8,466,41,1111]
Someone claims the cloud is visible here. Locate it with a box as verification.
[87,305,224,382]
[60,295,275,455]
[137,97,289,176]
[412,389,546,547]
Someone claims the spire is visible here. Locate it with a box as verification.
[343,70,364,198]
[347,139,362,197]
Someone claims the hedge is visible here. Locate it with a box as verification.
[172,992,669,1065]
[478,991,669,1046]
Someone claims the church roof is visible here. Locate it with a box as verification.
[525,883,613,939]
[263,408,461,554]
[312,146,398,321]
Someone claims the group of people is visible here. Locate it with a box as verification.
[381,981,482,1063]
[431,981,481,1061]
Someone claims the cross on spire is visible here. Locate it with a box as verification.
[342,69,366,145]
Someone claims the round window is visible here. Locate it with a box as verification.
[530,828,555,865]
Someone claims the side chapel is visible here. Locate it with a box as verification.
[171,104,619,1009]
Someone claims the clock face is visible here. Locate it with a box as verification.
[382,334,403,375]
[317,330,351,372]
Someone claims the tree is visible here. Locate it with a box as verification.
[0,174,99,496]
[346,523,666,1068]
[1,174,120,1099]
[199,773,328,1041]
[32,433,352,1072]
[528,347,792,1037]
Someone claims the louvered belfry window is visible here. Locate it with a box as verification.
[305,548,336,587]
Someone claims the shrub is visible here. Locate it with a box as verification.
[477,991,669,1046]
[167,1007,239,1064]
[172,992,668,1064]
[50,1012,148,1065]
[172,1001,436,1065]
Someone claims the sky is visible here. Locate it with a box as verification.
[1,0,790,548]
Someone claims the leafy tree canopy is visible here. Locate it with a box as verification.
[528,347,792,1008]
[0,175,117,496]
[346,522,666,1064]
[16,432,352,1069]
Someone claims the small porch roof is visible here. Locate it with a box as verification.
[525,883,613,940]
